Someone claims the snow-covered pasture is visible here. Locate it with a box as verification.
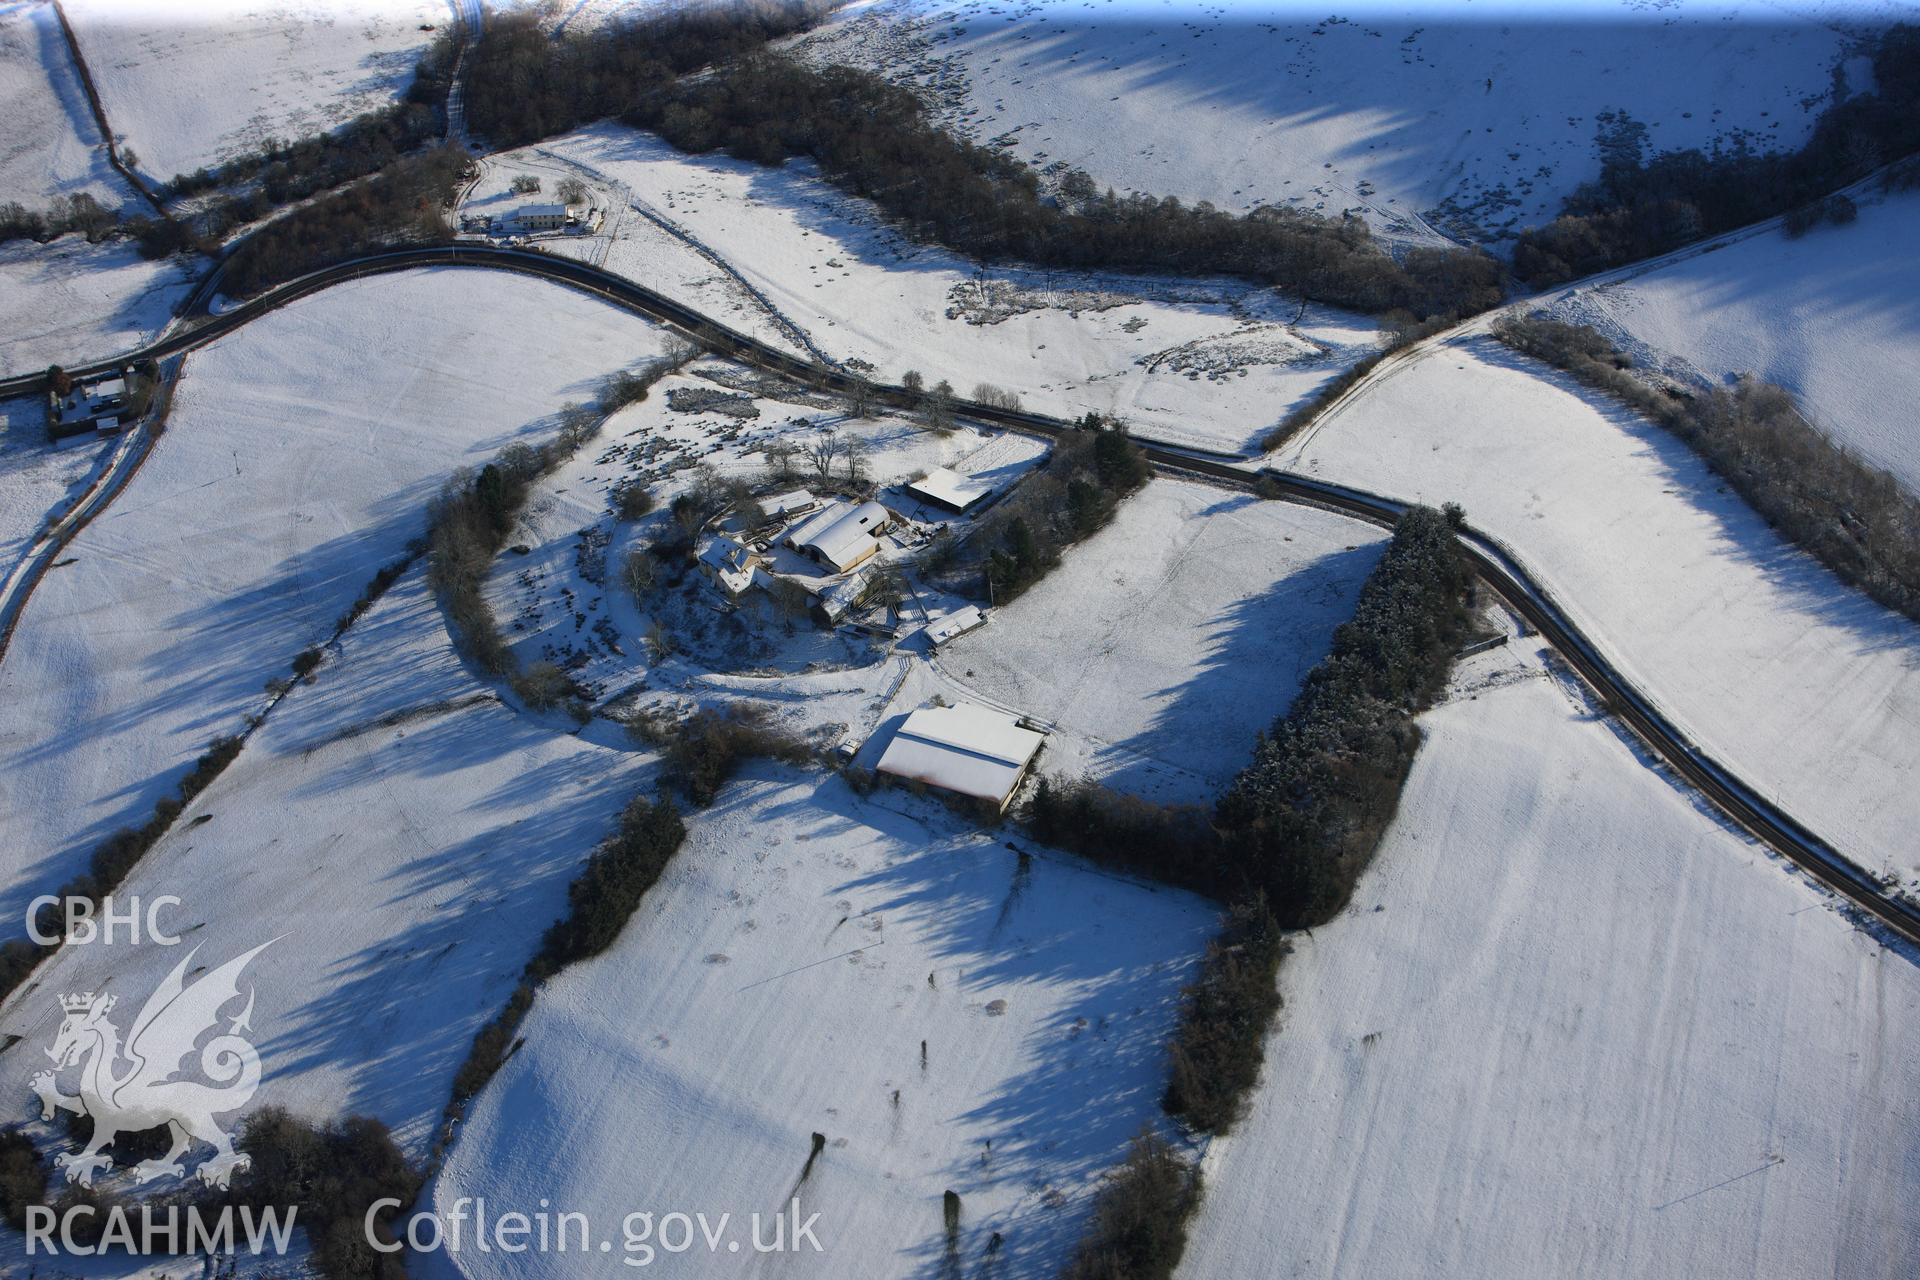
[460,146,813,360]
[799,0,1912,247]
[423,766,1218,1280]
[0,0,133,210]
[0,232,191,377]
[1178,636,1920,1280]
[1546,182,1920,497]
[1274,336,1920,890]
[59,0,445,184]
[0,268,672,935]
[0,559,646,1172]
[942,477,1386,804]
[477,123,1384,455]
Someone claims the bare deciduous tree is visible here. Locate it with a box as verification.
[805,430,842,482]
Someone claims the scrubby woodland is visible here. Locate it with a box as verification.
[1515,25,1920,284]
[427,346,694,712]
[1495,315,1920,623]
[965,417,1151,603]
[629,54,1503,320]
[218,145,469,296]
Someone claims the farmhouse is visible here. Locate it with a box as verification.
[49,370,134,440]
[512,203,576,232]
[875,702,1046,813]
[906,466,997,515]
[696,534,764,599]
[783,500,891,573]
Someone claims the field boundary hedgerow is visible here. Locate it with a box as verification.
[1046,505,1475,1280]
[1492,314,1920,626]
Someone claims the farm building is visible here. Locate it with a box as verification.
[696,534,765,599]
[925,605,987,649]
[906,466,997,514]
[512,203,576,232]
[875,702,1046,814]
[761,489,817,522]
[783,500,891,573]
[49,370,134,440]
[811,570,871,626]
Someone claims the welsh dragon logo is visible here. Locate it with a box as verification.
[31,941,272,1189]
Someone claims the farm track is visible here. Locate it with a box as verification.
[0,242,1914,947]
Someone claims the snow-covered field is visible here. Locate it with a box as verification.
[0,0,134,209]
[0,558,645,1168]
[1179,633,1920,1280]
[1275,336,1920,890]
[1546,182,1920,496]
[0,232,191,376]
[474,124,1384,454]
[0,268,671,932]
[799,0,1916,246]
[60,0,444,183]
[943,477,1385,804]
[423,765,1217,1280]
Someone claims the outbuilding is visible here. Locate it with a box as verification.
[906,466,996,514]
[924,605,986,649]
[875,702,1046,814]
[784,500,891,574]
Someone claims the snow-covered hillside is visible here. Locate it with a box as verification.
[943,477,1385,804]
[423,766,1217,1280]
[60,0,444,182]
[799,0,1917,246]
[473,123,1384,454]
[0,268,671,934]
[1274,335,1920,891]
[0,0,133,210]
[1546,182,1920,496]
[0,232,191,376]
[1179,634,1920,1280]
[0,558,644,1166]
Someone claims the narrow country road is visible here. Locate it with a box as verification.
[0,242,1913,948]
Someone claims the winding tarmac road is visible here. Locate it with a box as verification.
[2,241,1914,947]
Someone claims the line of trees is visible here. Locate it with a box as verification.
[629,54,1503,321]
[1494,314,1920,624]
[447,790,687,1124]
[961,416,1150,603]
[1515,25,1920,285]
[1030,504,1473,922]
[218,144,470,296]
[0,733,242,1003]
[1042,504,1473,1279]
